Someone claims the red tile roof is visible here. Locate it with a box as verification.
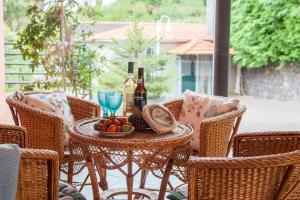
[83,22,233,55]
[170,38,234,55]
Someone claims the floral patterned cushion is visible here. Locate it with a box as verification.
[59,182,86,200]
[179,91,239,151]
[17,92,74,146]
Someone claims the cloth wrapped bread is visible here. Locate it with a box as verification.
[142,104,177,134]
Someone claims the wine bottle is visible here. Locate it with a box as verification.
[134,68,147,110]
[123,62,137,116]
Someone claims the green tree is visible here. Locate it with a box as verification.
[80,0,205,23]
[4,0,33,32]
[14,0,104,98]
[231,0,300,68]
[99,23,176,99]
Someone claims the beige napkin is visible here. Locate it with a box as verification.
[142,104,177,134]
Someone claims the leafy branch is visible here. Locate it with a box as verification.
[231,0,300,68]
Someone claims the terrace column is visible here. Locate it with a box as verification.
[0,0,5,102]
[213,0,231,97]
[0,0,5,106]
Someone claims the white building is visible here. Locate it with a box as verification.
[78,22,235,97]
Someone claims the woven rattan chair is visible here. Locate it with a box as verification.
[234,131,300,157]
[188,150,300,200]
[140,98,246,188]
[0,124,59,200]
[17,148,59,200]
[6,92,103,187]
[164,98,246,157]
[0,124,28,148]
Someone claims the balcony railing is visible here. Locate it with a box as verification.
[5,42,46,91]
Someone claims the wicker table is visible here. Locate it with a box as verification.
[69,118,193,200]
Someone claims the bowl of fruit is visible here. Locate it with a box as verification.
[93,116,134,138]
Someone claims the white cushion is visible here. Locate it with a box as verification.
[18,92,74,146]
[179,91,239,151]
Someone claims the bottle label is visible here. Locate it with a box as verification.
[126,93,134,112]
[134,93,147,109]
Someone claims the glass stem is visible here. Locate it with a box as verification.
[103,109,108,118]
[111,110,116,116]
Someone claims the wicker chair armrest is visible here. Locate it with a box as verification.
[188,150,300,168]
[18,148,59,200]
[201,105,246,124]
[67,96,100,121]
[163,98,183,121]
[233,131,300,157]
[0,124,28,148]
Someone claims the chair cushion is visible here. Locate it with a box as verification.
[167,184,188,200]
[0,144,20,200]
[59,182,86,200]
[17,92,74,146]
[179,91,239,151]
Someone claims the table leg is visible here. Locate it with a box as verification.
[82,146,101,200]
[158,159,174,200]
[139,169,148,189]
[96,165,108,191]
[127,151,134,200]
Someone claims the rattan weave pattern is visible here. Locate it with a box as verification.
[0,124,63,200]
[17,148,59,200]
[6,92,100,184]
[234,131,300,157]
[188,150,300,200]
[233,131,300,199]
[71,118,192,150]
[164,98,246,157]
[0,124,28,147]
[69,119,193,200]
[149,98,246,183]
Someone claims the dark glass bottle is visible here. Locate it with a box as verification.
[134,68,147,110]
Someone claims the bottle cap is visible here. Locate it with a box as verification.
[138,68,144,78]
[128,62,134,73]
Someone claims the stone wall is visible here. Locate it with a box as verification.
[242,63,300,101]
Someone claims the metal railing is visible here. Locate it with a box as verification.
[5,42,46,90]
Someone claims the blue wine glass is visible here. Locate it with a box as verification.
[97,91,113,117]
[105,92,123,116]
